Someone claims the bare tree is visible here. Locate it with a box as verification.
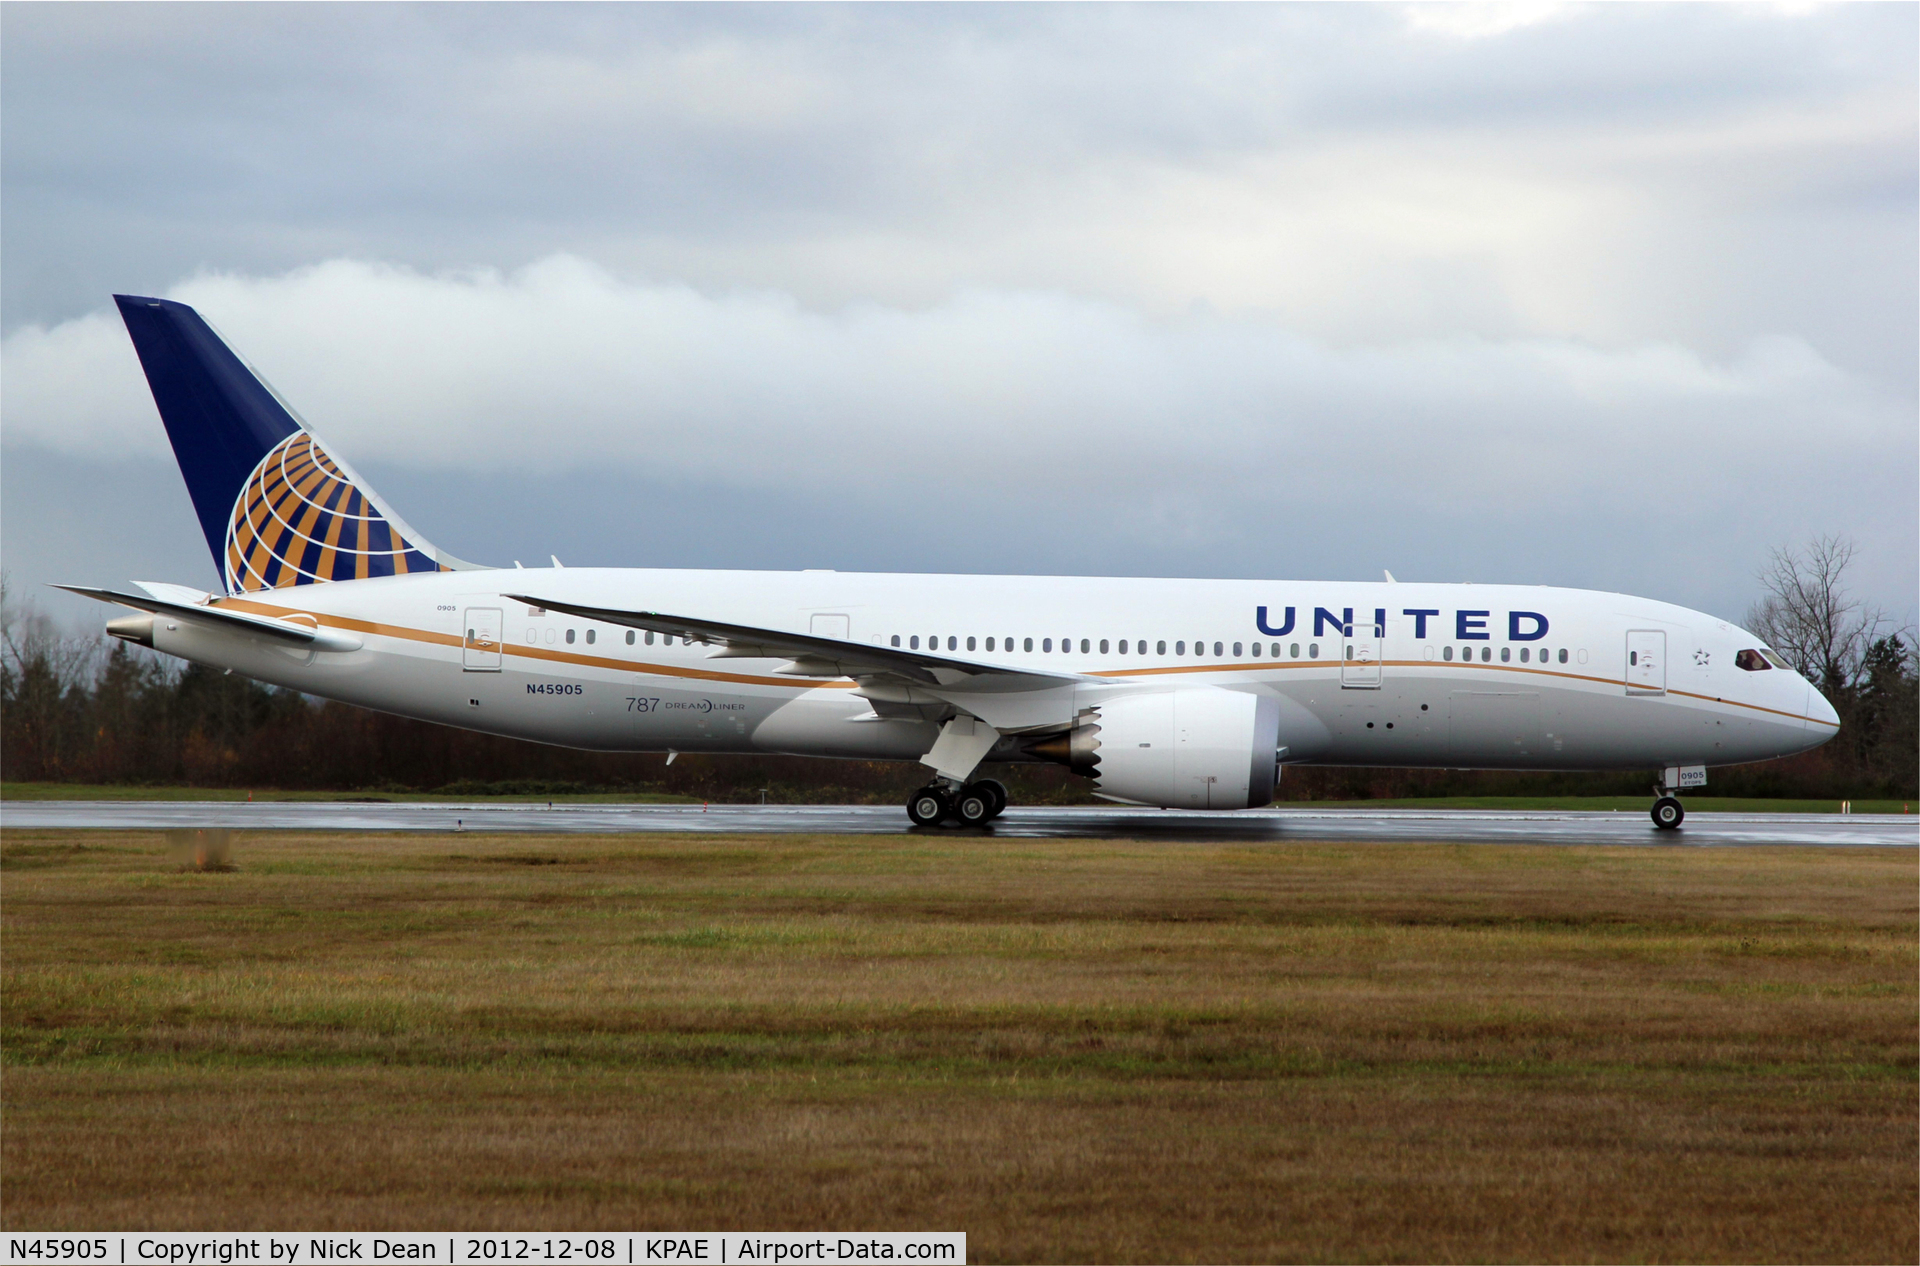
[1744,535,1888,697]
[1,574,109,779]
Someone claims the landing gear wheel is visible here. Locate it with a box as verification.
[954,788,994,826]
[971,779,1008,819]
[1651,795,1684,830]
[907,786,950,827]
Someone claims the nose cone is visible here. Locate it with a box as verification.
[1808,683,1841,732]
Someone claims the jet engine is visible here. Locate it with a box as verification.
[1026,688,1283,810]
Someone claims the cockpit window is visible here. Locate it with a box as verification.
[1735,649,1772,672]
[1760,649,1789,670]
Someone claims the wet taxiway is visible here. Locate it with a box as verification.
[2,800,1913,846]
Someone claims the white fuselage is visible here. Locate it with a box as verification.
[146,568,1838,778]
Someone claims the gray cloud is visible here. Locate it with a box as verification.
[6,5,1913,367]
[5,255,1911,624]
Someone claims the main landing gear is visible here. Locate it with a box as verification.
[906,778,1008,827]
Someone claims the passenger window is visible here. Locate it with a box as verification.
[1345,646,1354,661]
[1081,639,1090,653]
[586,629,596,645]
[626,630,635,645]
[1444,646,1453,661]
[892,635,901,647]
[1308,643,1319,659]
[1735,649,1772,671]
[1289,643,1299,658]
[1271,643,1280,658]
[1630,650,1638,666]
[1176,641,1185,655]
[909,635,919,649]
[1251,642,1261,657]
[967,637,977,651]
[1518,647,1528,662]
[1559,648,1568,664]
[1213,642,1223,656]
[1157,640,1167,655]
[566,629,576,644]
[1233,642,1243,656]
[1500,646,1509,662]
[1481,647,1490,662]
[949,636,958,651]
[1043,638,1052,652]
[1025,638,1034,652]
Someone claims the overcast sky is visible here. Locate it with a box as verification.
[3,2,1914,634]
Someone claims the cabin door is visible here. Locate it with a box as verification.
[1340,614,1383,689]
[463,607,503,671]
[1625,630,1665,696]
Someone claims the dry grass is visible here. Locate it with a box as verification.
[2,829,1914,1262]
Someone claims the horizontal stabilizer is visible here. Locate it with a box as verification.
[54,584,363,652]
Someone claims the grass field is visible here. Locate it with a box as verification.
[2,781,1912,814]
[2,829,1914,1262]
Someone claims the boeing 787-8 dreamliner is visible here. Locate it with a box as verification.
[64,295,1840,829]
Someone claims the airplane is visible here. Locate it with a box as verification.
[60,294,1840,831]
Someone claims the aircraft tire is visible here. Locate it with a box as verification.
[971,779,1009,819]
[954,789,995,826]
[907,787,950,827]
[1651,795,1684,830]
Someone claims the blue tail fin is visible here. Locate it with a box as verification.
[114,295,471,593]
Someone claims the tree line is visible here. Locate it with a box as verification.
[4,540,1913,802]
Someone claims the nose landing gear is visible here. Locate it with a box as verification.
[1651,772,1681,833]
[906,777,1009,827]
[1649,765,1707,830]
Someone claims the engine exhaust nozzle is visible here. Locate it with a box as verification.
[1024,721,1102,776]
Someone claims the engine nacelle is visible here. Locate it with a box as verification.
[1063,688,1283,810]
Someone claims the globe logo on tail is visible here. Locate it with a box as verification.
[224,432,448,593]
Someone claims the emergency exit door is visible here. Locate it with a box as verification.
[1341,615,1383,689]
[1625,629,1665,696]
[463,607,503,670]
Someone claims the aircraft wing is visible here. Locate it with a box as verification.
[504,594,1089,693]
[54,584,363,652]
